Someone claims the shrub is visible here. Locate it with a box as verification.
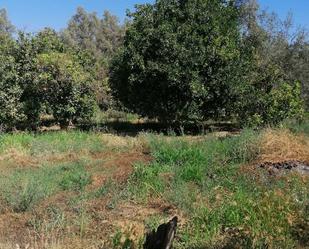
[267,82,304,124]
[239,82,304,127]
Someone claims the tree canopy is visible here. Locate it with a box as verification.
[0,2,308,130]
[110,0,248,123]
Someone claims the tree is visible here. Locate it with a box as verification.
[0,8,15,37]
[0,35,24,130]
[63,7,125,59]
[33,28,65,53]
[63,7,100,55]
[63,7,125,110]
[239,0,309,111]
[110,0,246,123]
[14,32,42,129]
[96,10,125,59]
[12,29,97,129]
[36,52,96,128]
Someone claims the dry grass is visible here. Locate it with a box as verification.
[0,132,154,249]
[259,128,309,163]
[99,134,147,152]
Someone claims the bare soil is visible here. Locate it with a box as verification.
[0,149,182,248]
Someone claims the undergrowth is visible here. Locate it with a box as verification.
[0,161,91,212]
[0,127,308,249]
[127,129,309,249]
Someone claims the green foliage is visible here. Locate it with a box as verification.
[129,130,259,200]
[33,28,65,53]
[14,32,42,129]
[3,177,46,212]
[0,27,97,130]
[63,7,125,60]
[0,4,307,129]
[36,52,96,127]
[110,0,246,123]
[0,8,15,36]
[0,36,25,130]
[0,130,105,155]
[282,114,309,135]
[63,7,125,110]
[127,130,309,248]
[59,163,92,192]
[267,83,304,124]
[239,82,304,127]
[238,0,308,124]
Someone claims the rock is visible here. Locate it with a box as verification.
[144,216,178,249]
[259,160,309,176]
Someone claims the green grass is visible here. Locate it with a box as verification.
[0,131,105,156]
[92,109,140,124]
[0,160,92,212]
[282,117,309,135]
[127,129,309,249]
[0,126,308,248]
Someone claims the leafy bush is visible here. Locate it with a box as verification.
[238,82,304,127]
[267,83,304,124]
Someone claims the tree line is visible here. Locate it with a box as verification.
[0,7,125,130]
[0,0,308,131]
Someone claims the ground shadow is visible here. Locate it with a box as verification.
[78,121,240,137]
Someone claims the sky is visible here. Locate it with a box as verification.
[0,0,308,32]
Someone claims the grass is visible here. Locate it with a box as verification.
[92,109,141,124]
[0,131,105,156]
[127,129,309,248]
[0,161,91,212]
[282,116,309,135]
[0,126,308,248]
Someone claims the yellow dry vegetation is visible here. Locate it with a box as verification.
[99,134,147,152]
[259,128,309,163]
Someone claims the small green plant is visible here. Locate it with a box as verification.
[112,229,135,249]
[0,161,92,212]
[4,179,45,212]
[59,163,92,192]
[93,180,113,198]
[60,173,91,192]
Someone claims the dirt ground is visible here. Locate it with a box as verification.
[0,148,183,249]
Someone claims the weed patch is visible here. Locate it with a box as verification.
[0,161,92,212]
[128,129,309,248]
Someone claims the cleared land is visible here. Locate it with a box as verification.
[0,125,308,249]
